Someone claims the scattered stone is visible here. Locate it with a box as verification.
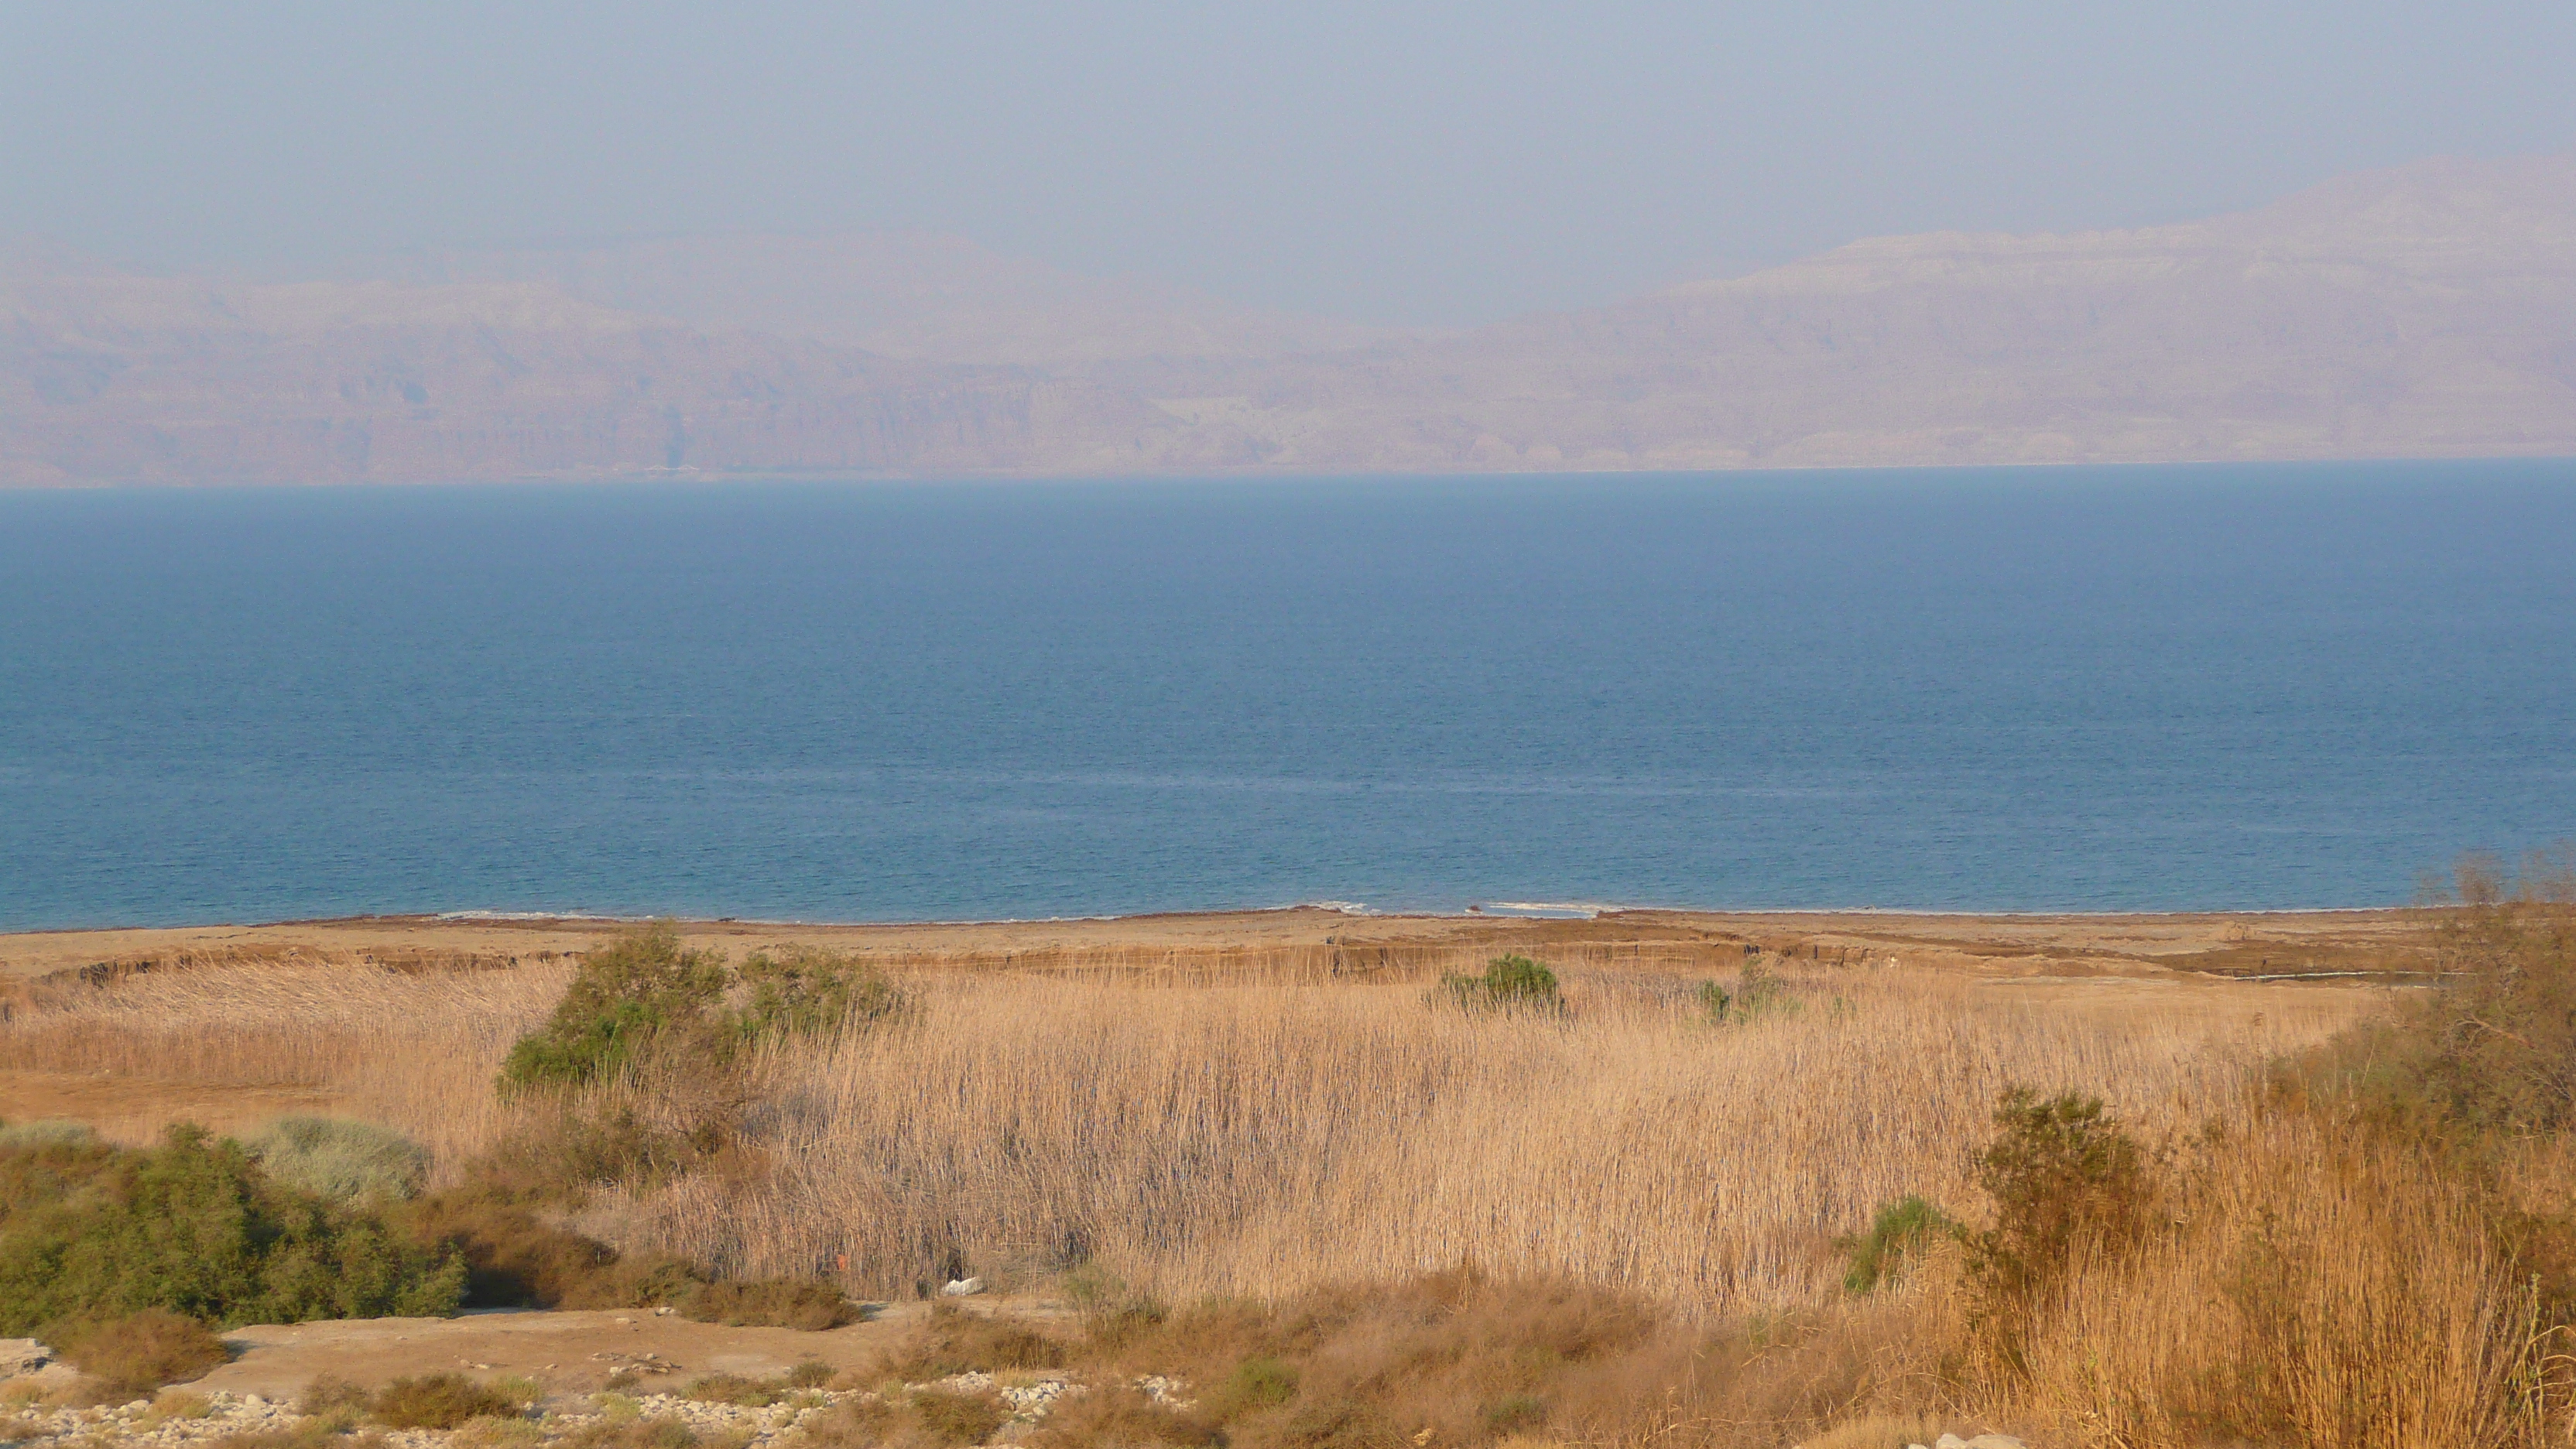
[940,1276,985,1297]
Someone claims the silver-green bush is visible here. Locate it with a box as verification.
[244,1117,429,1203]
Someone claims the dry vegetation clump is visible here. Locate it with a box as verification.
[875,1303,1068,1381]
[366,1372,532,1430]
[1023,1386,1219,1449]
[52,1308,230,1398]
[679,1278,855,1331]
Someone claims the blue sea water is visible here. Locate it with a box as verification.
[2,463,2572,930]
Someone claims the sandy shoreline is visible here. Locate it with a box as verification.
[0,903,2437,984]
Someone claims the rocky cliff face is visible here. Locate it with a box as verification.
[6,156,2574,484]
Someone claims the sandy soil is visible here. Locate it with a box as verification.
[184,1301,972,1399]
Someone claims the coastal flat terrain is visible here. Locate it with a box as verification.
[0,904,2424,1138]
[0,903,2436,982]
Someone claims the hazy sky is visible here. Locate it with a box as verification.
[5,2,2573,325]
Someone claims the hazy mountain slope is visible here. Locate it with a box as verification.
[4,156,2571,484]
[0,249,1213,485]
[1132,155,2576,469]
[361,232,1399,368]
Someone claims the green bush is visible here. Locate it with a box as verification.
[392,1185,701,1309]
[1221,1355,1299,1413]
[1694,980,1732,1023]
[244,1118,428,1204]
[55,1308,230,1395]
[783,1360,834,1389]
[1440,955,1563,1015]
[0,1120,95,1149]
[500,929,914,1095]
[565,1419,700,1449]
[1834,1194,1959,1293]
[499,925,734,1091]
[0,1125,465,1334]
[683,1372,784,1407]
[1968,1088,2152,1309]
[1732,962,1794,1020]
[2281,883,2576,1135]
[1481,1395,1547,1434]
[733,947,908,1041]
[680,1278,855,1331]
[369,1373,529,1429]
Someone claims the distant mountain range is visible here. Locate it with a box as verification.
[5,156,2573,485]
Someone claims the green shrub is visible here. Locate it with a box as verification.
[682,1372,783,1407]
[1064,1266,1165,1348]
[909,1388,1007,1447]
[300,1375,373,1416]
[369,1373,529,1429]
[1221,1355,1299,1414]
[680,1278,855,1331]
[1482,1395,1547,1434]
[1834,1195,1959,1293]
[565,1418,700,1449]
[784,1360,833,1389]
[499,925,733,1091]
[1440,955,1563,1015]
[394,1185,701,1309]
[55,1309,230,1395]
[244,1118,428,1204]
[0,1125,465,1334]
[1732,962,1794,1019]
[1968,1088,2152,1309]
[1694,980,1732,1023]
[0,1120,94,1150]
[500,930,913,1096]
[733,947,908,1041]
[2280,885,2576,1135]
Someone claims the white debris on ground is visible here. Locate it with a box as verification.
[0,1373,1108,1449]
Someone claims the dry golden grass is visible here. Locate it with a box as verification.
[2006,1118,2530,1449]
[0,953,2364,1312]
[611,968,2362,1310]
[23,939,2519,1447]
[0,961,566,1171]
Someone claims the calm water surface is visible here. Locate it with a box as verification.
[2,464,2571,928]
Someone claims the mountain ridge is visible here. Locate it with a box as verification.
[5,155,2573,485]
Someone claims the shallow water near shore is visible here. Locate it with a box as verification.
[2,461,2572,928]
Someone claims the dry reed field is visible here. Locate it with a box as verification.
[0,947,2365,1310]
[640,969,2363,1310]
[20,904,2574,1449]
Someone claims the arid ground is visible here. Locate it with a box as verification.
[7,899,2557,1449]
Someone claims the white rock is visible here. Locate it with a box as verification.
[940,1276,985,1297]
[1936,1436,1969,1449]
[1966,1438,2027,1449]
